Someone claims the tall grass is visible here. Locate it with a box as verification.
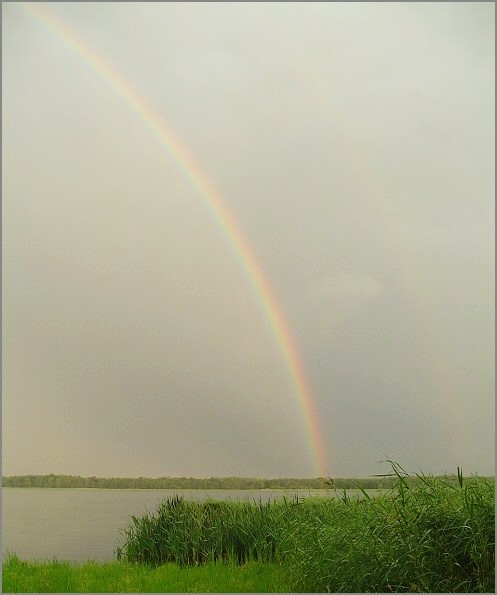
[284,462,495,593]
[117,495,300,566]
[117,463,494,592]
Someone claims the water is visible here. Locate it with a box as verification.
[3,487,341,562]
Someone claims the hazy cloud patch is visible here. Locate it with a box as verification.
[303,272,385,309]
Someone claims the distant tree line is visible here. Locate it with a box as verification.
[3,473,475,490]
[2,474,403,490]
[1,474,322,489]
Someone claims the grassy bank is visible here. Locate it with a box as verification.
[2,556,287,593]
[3,464,495,592]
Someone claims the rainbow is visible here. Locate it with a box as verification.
[18,2,330,478]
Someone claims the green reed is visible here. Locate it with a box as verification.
[117,495,302,566]
[117,464,494,592]
[284,462,495,593]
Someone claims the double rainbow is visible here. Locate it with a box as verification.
[18,2,330,478]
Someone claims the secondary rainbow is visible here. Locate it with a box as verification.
[20,2,330,477]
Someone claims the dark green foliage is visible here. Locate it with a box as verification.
[1,474,398,490]
[1,474,321,489]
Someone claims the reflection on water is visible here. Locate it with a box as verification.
[2,487,374,562]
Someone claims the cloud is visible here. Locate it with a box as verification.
[286,272,387,349]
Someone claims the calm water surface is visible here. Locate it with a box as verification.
[3,487,344,562]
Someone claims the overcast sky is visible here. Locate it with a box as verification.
[3,2,494,478]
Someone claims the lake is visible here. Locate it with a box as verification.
[3,487,355,562]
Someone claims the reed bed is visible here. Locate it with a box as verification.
[117,495,300,566]
[284,463,495,593]
[117,463,494,592]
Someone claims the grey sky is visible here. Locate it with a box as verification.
[2,2,494,478]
